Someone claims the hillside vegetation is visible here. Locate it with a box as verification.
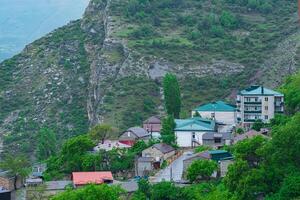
[0,0,299,156]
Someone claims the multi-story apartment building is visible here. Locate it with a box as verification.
[237,85,284,128]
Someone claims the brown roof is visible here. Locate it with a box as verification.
[126,127,150,138]
[153,143,175,154]
[143,123,161,132]
[143,116,161,124]
[183,151,211,162]
[233,130,269,144]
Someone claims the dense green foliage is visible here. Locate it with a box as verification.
[51,184,124,200]
[163,73,181,118]
[88,124,116,143]
[0,154,31,189]
[280,71,300,114]
[44,133,151,180]
[187,159,218,182]
[37,128,57,161]
[160,115,176,146]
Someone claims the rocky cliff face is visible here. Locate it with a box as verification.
[0,0,299,155]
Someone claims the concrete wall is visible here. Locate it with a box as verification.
[192,111,237,125]
[220,160,234,177]
[175,131,206,147]
[137,162,153,177]
[0,176,22,191]
[142,148,164,162]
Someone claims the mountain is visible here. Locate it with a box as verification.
[0,0,299,156]
[0,0,89,61]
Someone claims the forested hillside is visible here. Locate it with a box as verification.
[0,0,299,156]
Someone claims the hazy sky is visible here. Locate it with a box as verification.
[0,0,90,61]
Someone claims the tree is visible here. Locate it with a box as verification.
[277,173,300,200]
[233,136,266,167]
[187,159,218,182]
[160,115,176,145]
[37,127,57,161]
[89,124,115,144]
[51,184,124,200]
[163,73,181,118]
[252,119,264,131]
[0,154,30,189]
[60,135,95,172]
[236,127,244,134]
[138,179,151,198]
[151,181,181,200]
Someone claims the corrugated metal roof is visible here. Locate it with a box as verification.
[153,143,175,154]
[194,101,236,112]
[240,86,283,96]
[175,117,215,131]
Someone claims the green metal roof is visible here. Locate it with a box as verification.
[193,101,236,112]
[208,150,228,155]
[175,117,215,131]
[240,86,283,96]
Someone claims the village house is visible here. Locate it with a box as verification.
[202,132,232,148]
[174,117,218,147]
[237,85,284,128]
[233,129,269,144]
[72,172,113,188]
[183,150,233,178]
[136,157,155,177]
[143,116,162,139]
[0,189,11,200]
[0,171,22,191]
[192,101,237,131]
[93,140,132,151]
[119,127,151,146]
[142,143,175,163]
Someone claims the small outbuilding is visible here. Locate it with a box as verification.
[72,172,113,187]
[119,127,151,146]
[142,143,175,162]
[143,116,162,138]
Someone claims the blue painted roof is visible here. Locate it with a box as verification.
[175,117,215,131]
[240,86,283,96]
[194,101,236,112]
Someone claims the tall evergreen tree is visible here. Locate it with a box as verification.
[163,73,181,118]
[160,115,176,145]
[37,127,57,161]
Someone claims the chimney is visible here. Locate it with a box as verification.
[261,86,264,94]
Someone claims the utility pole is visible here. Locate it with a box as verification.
[170,166,173,181]
[298,0,300,22]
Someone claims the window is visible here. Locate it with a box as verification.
[265,106,268,111]
[211,113,215,119]
[265,115,269,120]
[214,138,221,143]
[192,132,196,139]
[265,97,268,101]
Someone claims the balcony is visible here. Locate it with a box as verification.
[244,101,262,104]
[244,119,257,122]
[244,110,261,113]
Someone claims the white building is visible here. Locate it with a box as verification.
[237,85,284,128]
[192,101,237,132]
[174,117,216,147]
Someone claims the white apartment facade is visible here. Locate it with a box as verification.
[237,86,284,128]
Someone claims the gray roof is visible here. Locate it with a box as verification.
[138,157,154,162]
[144,116,161,124]
[128,127,150,138]
[153,143,175,154]
[45,181,72,190]
[202,132,231,140]
[113,181,138,193]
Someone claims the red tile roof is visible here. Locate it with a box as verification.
[72,172,113,186]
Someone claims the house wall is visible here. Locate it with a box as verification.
[192,111,237,125]
[142,148,164,161]
[137,162,153,177]
[0,176,22,191]
[175,131,206,147]
[163,151,176,160]
[220,160,234,177]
